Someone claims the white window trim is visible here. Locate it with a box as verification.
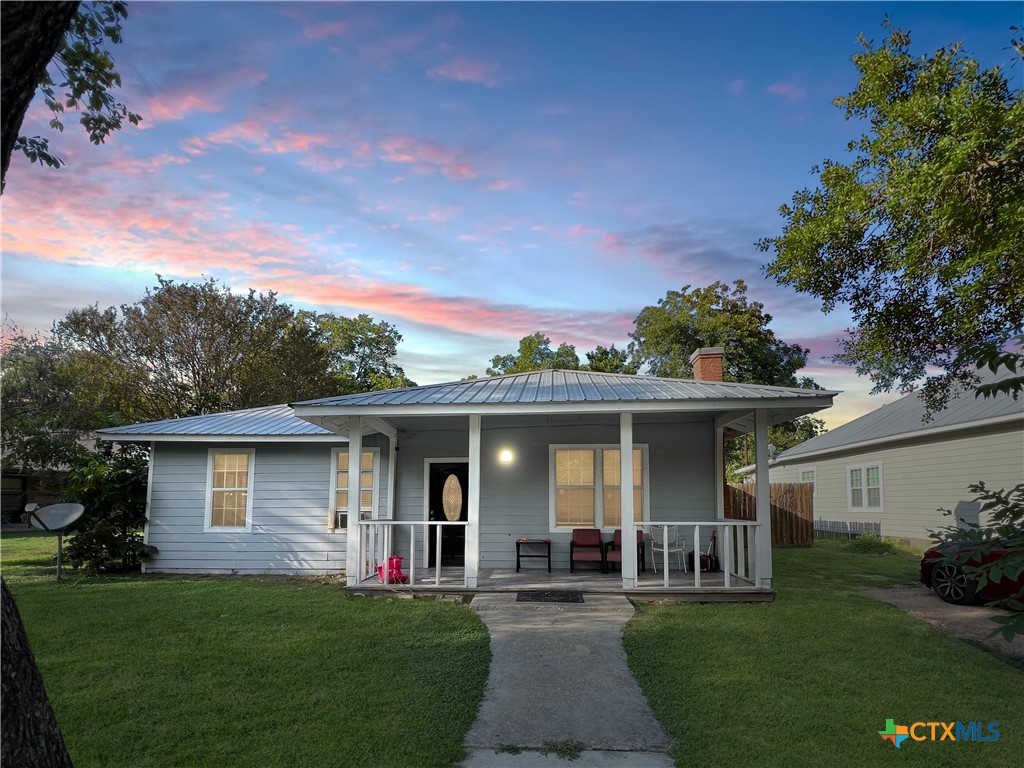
[845,461,883,513]
[797,465,817,497]
[204,448,255,533]
[548,444,650,533]
[329,446,381,532]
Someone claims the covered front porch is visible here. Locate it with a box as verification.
[350,518,768,599]
[289,365,836,595]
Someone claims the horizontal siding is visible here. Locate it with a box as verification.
[146,438,389,574]
[771,425,1023,542]
[392,416,717,570]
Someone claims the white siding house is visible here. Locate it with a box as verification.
[769,372,1023,545]
[101,360,837,592]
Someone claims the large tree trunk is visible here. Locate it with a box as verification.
[1,578,74,767]
[0,1,80,191]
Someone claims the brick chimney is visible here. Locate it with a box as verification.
[689,347,725,382]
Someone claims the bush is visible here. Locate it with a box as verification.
[845,535,916,556]
[61,443,152,573]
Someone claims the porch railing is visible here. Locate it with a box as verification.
[356,519,468,587]
[641,520,759,589]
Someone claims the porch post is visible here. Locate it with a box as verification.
[467,414,481,588]
[346,417,363,587]
[620,411,636,589]
[754,409,773,587]
[714,425,725,520]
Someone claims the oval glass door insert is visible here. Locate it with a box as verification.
[442,474,463,521]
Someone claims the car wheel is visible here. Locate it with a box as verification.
[931,563,979,605]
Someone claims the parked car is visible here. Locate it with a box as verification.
[920,542,1023,606]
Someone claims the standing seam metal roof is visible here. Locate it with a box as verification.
[291,369,837,408]
[96,404,333,437]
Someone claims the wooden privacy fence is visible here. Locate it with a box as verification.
[727,482,814,546]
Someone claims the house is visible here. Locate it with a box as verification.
[98,348,836,593]
[767,370,1023,545]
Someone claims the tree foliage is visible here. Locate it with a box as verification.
[932,482,1024,641]
[486,332,582,375]
[585,344,637,374]
[1,1,140,189]
[629,280,810,386]
[760,22,1024,415]
[52,277,413,425]
[61,443,150,573]
[0,325,98,472]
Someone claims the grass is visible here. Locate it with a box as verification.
[624,539,1023,768]
[2,532,490,768]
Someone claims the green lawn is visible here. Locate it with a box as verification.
[2,532,490,768]
[7,533,1021,768]
[625,540,1023,768]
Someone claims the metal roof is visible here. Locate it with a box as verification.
[97,404,334,439]
[292,369,838,408]
[775,368,1023,462]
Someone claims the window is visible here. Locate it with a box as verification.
[331,448,378,530]
[554,449,595,528]
[602,449,643,528]
[848,463,882,510]
[551,445,647,530]
[206,450,254,532]
[798,467,816,496]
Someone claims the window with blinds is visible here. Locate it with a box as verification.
[207,450,253,531]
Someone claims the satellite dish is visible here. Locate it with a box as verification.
[28,503,85,580]
[29,503,85,532]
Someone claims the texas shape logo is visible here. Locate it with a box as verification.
[879,719,909,748]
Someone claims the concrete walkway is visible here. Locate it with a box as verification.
[461,594,674,767]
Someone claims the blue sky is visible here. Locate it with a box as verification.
[3,1,1019,428]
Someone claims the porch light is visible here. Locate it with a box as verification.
[498,448,514,465]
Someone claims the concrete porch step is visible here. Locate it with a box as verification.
[470,593,635,612]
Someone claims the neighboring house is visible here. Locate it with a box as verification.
[768,371,1023,545]
[98,349,837,592]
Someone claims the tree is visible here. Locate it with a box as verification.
[0,325,95,473]
[486,332,582,375]
[1,1,140,191]
[585,344,637,374]
[628,280,810,386]
[759,22,1024,415]
[1,579,74,768]
[61,443,150,573]
[311,313,414,392]
[932,482,1024,641]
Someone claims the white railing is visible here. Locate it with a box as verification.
[641,520,760,589]
[357,519,469,587]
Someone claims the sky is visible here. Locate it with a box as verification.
[2,1,1020,429]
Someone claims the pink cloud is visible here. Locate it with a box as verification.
[378,135,477,180]
[767,80,807,102]
[427,58,503,87]
[144,92,222,123]
[487,179,512,192]
[302,21,349,40]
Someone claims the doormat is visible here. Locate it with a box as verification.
[516,591,584,603]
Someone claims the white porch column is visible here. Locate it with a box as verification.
[466,414,481,588]
[620,411,636,589]
[346,417,363,587]
[754,409,773,587]
[714,426,725,520]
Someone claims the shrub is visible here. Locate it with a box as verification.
[61,443,152,573]
[845,535,916,556]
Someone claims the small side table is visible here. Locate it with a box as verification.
[516,539,551,573]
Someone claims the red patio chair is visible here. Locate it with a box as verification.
[605,528,645,573]
[570,528,606,573]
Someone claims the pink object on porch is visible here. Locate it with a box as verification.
[377,555,408,584]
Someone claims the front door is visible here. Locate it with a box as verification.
[428,462,468,567]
